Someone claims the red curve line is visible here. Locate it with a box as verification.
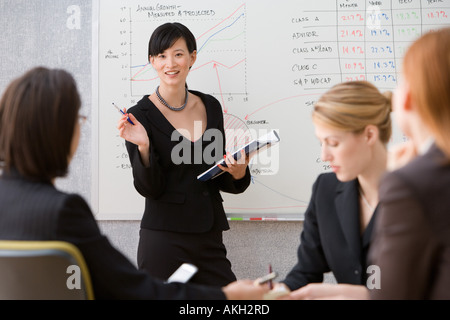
[191,58,246,72]
[131,63,150,81]
[131,58,246,82]
[131,3,245,82]
[196,3,246,41]
[214,64,227,112]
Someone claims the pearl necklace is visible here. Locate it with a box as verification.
[359,187,376,212]
[155,86,188,111]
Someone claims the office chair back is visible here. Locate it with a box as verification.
[0,240,94,300]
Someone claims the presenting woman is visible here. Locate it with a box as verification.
[118,22,251,286]
[0,66,268,300]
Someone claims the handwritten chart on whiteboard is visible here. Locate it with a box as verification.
[95,0,450,220]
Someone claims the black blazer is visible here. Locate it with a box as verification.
[0,170,226,300]
[282,173,376,290]
[126,91,251,233]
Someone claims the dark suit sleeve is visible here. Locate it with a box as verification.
[126,138,166,199]
[124,105,166,199]
[214,167,251,194]
[282,176,330,290]
[369,172,438,300]
[55,194,226,300]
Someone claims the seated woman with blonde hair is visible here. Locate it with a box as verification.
[272,80,392,300]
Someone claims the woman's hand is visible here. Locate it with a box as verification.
[287,283,369,300]
[117,110,148,147]
[264,282,291,300]
[222,279,270,300]
[387,140,417,171]
[117,109,150,166]
[218,149,250,180]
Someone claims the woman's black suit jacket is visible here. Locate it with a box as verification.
[126,91,251,233]
[0,170,226,299]
[282,172,377,290]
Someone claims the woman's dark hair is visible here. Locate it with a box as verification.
[148,22,197,59]
[0,67,81,182]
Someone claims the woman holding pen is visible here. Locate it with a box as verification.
[0,66,268,300]
[117,22,251,286]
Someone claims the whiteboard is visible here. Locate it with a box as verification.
[94,0,450,220]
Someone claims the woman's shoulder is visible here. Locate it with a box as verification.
[312,172,353,195]
[5,176,90,217]
[382,144,446,194]
[315,172,340,186]
[43,187,91,214]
